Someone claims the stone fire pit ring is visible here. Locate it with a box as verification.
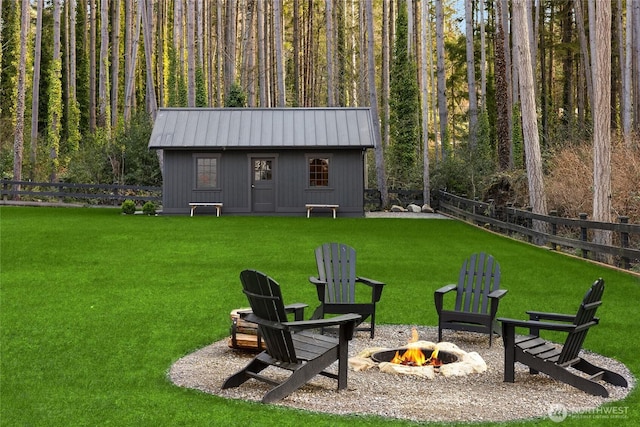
[349,340,487,379]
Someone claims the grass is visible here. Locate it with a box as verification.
[1,206,638,426]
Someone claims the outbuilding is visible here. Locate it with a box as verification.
[148,107,376,217]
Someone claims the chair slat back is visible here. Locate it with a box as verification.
[455,253,501,314]
[315,243,357,304]
[240,269,297,363]
[557,278,605,365]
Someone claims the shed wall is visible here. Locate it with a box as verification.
[161,149,366,216]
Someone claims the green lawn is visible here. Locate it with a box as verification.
[1,206,638,426]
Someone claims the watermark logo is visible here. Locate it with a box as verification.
[548,403,568,423]
[548,403,629,423]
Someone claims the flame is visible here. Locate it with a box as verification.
[387,329,443,366]
[427,348,443,366]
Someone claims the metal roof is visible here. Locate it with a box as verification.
[148,107,376,149]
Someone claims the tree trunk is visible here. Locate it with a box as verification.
[98,0,110,129]
[225,0,237,99]
[325,0,334,106]
[13,0,30,192]
[501,0,513,166]
[274,0,285,106]
[257,0,267,106]
[435,0,448,156]
[575,0,593,127]
[495,0,511,171]
[382,0,390,147]
[365,0,388,208]
[30,0,44,180]
[141,0,157,119]
[89,0,97,131]
[513,0,548,240]
[621,0,632,142]
[420,0,430,206]
[591,0,612,251]
[124,2,140,122]
[111,0,120,129]
[49,0,63,182]
[187,0,196,107]
[479,0,486,108]
[464,0,478,147]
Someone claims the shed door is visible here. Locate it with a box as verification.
[251,158,275,212]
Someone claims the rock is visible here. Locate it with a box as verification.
[422,204,435,213]
[390,205,407,212]
[407,204,422,213]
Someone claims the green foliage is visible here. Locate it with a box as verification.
[75,0,91,135]
[389,0,420,186]
[0,1,20,121]
[118,112,161,186]
[512,103,524,169]
[196,66,207,107]
[46,59,63,178]
[64,113,160,186]
[142,201,157,215]
[121,199,136,214]
[1,208,638,425]
[225,82,247,107]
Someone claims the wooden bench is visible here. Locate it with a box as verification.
[189,202,223,217]
[305,203,339,218]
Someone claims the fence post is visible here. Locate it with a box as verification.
[579,213,588,258]
[619,216,630,269]
[549,210,558,250]
[506,203,513,237]
[526,207,533,243]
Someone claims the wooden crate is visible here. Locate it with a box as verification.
[227,308,266,351]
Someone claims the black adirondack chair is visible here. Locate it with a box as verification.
[222,269,361,403]
[434,253,507,346]
[499,278,628,397]
[309,243,386,338]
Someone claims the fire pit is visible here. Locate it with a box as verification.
[349,328,487,379]
[371,347,459,366]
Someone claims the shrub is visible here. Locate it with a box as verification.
[121,200,136,215]
[142,201,156,216]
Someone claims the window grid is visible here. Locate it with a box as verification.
[309,158,329,187]
[196,157,218,188]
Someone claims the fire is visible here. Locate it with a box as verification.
[389,328,443,367]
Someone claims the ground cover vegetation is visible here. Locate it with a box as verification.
[1,207,638,426]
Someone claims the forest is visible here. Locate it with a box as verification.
[1,0,639,226]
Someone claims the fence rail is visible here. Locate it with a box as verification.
[1,180,162,206]
[437,189,640,271]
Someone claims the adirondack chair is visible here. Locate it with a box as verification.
[222,269,361,403]
[434,253,507,346]
[499,278,628,397]
[309,243,386,338]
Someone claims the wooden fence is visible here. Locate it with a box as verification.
[1,180,162,206]
[437,189,640,271]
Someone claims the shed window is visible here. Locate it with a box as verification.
[309,158,329,187]
[196,157,218,188]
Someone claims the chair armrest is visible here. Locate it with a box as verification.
[285,313,362,339]
[284,303,308,321]
[309,276,327,301]
[526,311,575,322]
[435,284,457,295]
[284,313,362,330]
[434,284,457,314]
[356,276,385,287]
[498,317,577,333]
[356,276,386,302]
[488,289,508,299]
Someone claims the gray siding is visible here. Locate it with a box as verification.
[161,148,365,216]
